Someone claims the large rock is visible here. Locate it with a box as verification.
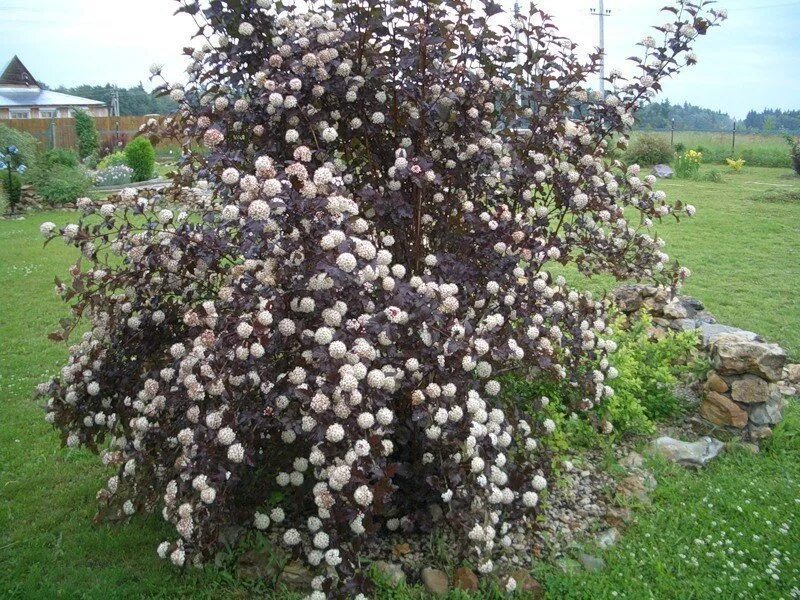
[662,300,689,319]
[421,568,449,595]
[612,285,644,313]
[651,164,674,179]
[786,364,800,384]
[699,391,748,428]
[730,375,771,404]
[749,396,786,426]
[699,323,761,348]
[651,436,724,467]
[711,335,787,381]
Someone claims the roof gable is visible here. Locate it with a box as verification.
[0,56,40,88]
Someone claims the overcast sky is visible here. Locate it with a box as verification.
[0,0,798,119]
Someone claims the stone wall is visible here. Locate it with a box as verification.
[612,284,796,441]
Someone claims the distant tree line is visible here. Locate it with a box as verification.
[634,100,800,134]
[53,84,178,117]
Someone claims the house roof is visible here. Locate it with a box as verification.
[0,56,39,87]
[0,55,106,109]
[0,88,106,108]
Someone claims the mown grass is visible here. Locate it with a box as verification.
[630,130,795,168]
[0,166,798,598]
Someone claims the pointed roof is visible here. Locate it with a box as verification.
[0,56,40,88]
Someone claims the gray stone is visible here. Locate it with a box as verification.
[786,364,800,384]
[699,323,761,347]
[662,300,689,319]
[278,561,313,592]
[673,318,699,331]
[579,553,606,571]
[679,296,706,313]
[712,335,787,381]
[421,567,449,595]
[731,374,771,404]
[612,285,644,313]
[749,425,773,440]
[555,557,582,574]
[694,311,717,325]
[651,164,674,179]
[373,561,406,587]
[619,451,644,470]
[596,528,619,549]
[650,436,724,467]
[749,397,786,426]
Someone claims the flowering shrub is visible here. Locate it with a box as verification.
[98,151,129,171]
[725,157,745,172]
[94,165,134,187]
[675,149,703,178]
[37,0,724,595]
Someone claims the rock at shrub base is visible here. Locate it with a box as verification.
[596,528,620,549]
[699,391,748,428]
[651,164,674,179]
[711,335,787,382]
[579,553,606,571]
[373,561,406,587]
[277,561,313,592]
[749,396,786,426]
[731,374,771,404]
[453,567,478,591]
[651,436,724,467]
[699,323,761,348]
[785,364,800,384]
[505,569,544,597]
[421,567,449,595]
[705,371,729,394]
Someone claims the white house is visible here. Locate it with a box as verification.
[0,56,108,120]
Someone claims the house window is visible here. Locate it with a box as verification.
[9,109,31,119]
[39,109,58,119]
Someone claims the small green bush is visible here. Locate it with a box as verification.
[602,314,701,432]
[625,134,674,166]
[38,148,79,169]
[97,151,128,171]
[29,149,80,191]
[74,109,99,159]
[125,137,155,182]
[501,313,702,444]
[696,169,724,183]
[0,125,38,168]
[36,165,90,205]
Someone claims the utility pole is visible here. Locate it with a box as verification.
[590,0,611,97]
[111,85,121,148]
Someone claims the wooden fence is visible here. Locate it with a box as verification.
[3,116,157,152]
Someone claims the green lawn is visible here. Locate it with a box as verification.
[1,166,799,599]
